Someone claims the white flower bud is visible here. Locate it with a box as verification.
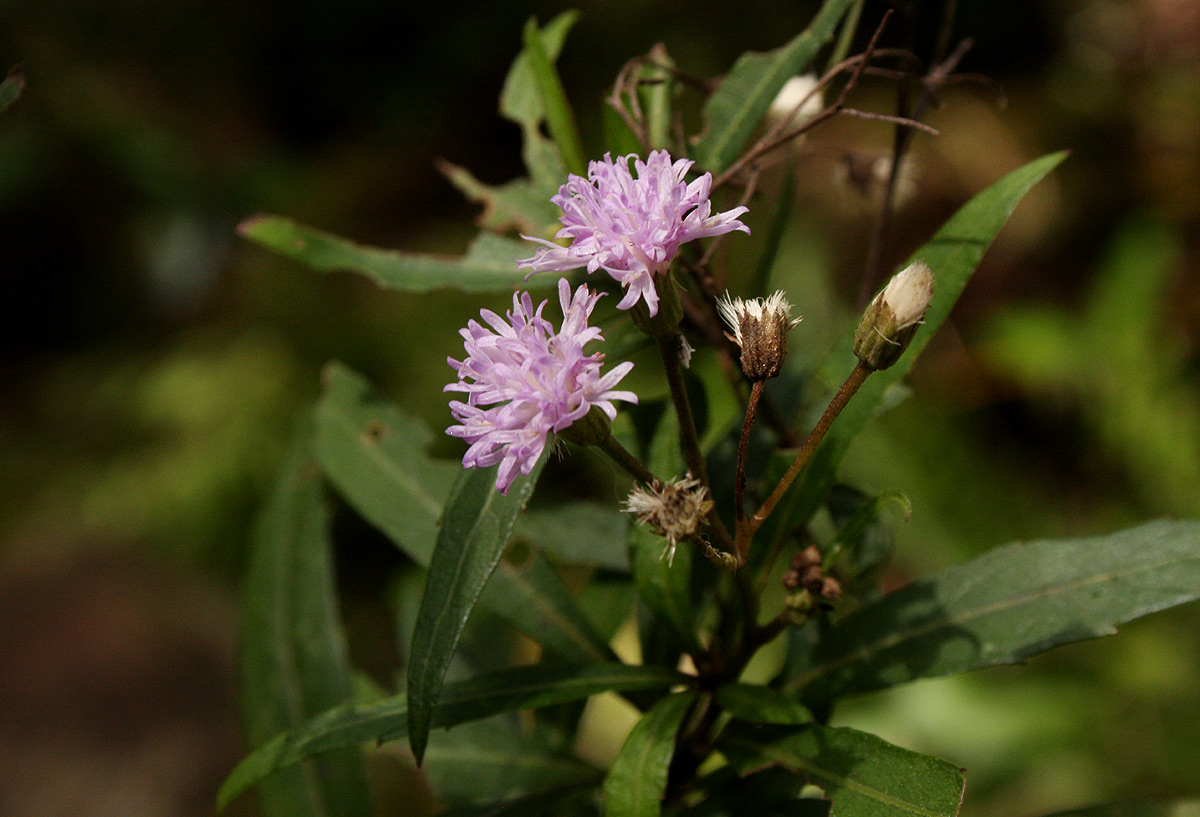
[716,290,801,380]
[853,262,934,370]
[769,74,824,129]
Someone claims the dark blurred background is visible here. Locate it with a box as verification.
[1,1,1198,815]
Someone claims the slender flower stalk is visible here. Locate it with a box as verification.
[735,362,872,561]
[518,150,750,317]
[445,279,637,493]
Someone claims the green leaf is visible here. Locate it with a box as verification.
[630,408,698,651]
[522,16,587,177]
[315,364,613,663]
[500,11,579,131]
[603,691,697,817]
[424,719,601,804]
[239,215,537,293]
[514,500,631,571]
[439,159,562,236]
[218,662,686,811]
[692,0,854,174]
[234,416,369,816]
[715,684,812,725]
[721,723,965,817]
[791,519,1200,701]
[408,456,549,763]
[0,66,25,116]
[314,362,458,562]
[763,151,1069,543]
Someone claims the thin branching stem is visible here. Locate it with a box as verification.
[737,362,872,555]
[596,432,657,485]
[735,380,765,526]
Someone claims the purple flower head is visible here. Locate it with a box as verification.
[445,278,637,493]
[518,150,750,317]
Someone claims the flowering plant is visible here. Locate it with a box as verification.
[222,6,1200,817]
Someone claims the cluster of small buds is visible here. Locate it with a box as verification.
[853,261,935,371]
[782,545,842,601]
[717,291,801,380]
[624,475,715,565]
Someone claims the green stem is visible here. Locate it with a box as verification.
[656,333,739,562]
[596,432,657,485]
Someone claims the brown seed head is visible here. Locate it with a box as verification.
[717,290,801,380]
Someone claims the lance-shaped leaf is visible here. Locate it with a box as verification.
[514,500,631,571]
[314,363,614,663]
[522,16,587,177]
[238,215,538,293]
[692,0,854,174]
[236,416,369,817]
[219,662,686,811]
[424,719,602,804]
[721,723,965,817]
[790,519,1200,702]
[762,151,1068,544]
[408,458,548,763]
[500,11,577,192]
[603,691,697,817]
[715,684,813,726]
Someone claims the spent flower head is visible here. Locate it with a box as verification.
[446,279,637,493]
[518,150,750,317]
[624,475,714,565]
[717,290,801,380]
[853,261,935,371]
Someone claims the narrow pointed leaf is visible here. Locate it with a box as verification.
[234,416,369,817]
[790,519,1200,701]
[722,723,965,817]
[603,691,697,817]
[764,151,1068,542]
[424,719,602,804]
[219,663,685,810]
[514,500,631,571]
[408,457,548,763]
[239,215,537,293]
[500,11,579,131]
[314,364,613,662]
[522,16,587,177]
[715,684,813,726]
[693,0,854,174]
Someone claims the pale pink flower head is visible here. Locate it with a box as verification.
[518,150,750,316]
[445,279,637,493]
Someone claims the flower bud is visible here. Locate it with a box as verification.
[853,262,934,371]
[624,474,714,565]
[717,290,801,380]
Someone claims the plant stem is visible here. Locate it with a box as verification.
[596,432,657,485]
[734,380,765,524]
[736,362,872,555]
[656,333,739,561]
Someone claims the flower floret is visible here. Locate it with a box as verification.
[518,150,750,316]
[446,279,637,493]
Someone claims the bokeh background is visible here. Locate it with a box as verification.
[2,0,1199,815]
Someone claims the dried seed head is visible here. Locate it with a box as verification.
[624,475,715,565]
[716,290,801,380]
[853,262,934,371]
